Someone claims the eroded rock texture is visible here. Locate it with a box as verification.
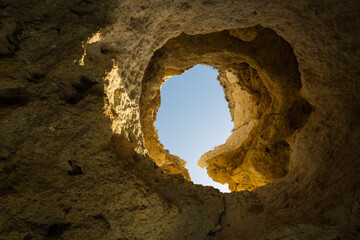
[0,0,359,239]
[140,28,312,191]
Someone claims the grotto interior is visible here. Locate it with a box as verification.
[0,0,359,239]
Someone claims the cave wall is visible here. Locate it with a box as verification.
[0,0,359,239]
[139,28,312,192]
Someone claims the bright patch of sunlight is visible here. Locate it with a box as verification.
[87,31,102,44]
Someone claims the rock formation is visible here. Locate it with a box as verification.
[141,28,312,191]
[0,0,359,239]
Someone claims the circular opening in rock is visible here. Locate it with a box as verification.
[155,64,233,192]
[140,26,313,192]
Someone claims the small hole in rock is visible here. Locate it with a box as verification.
[67,160,83,175]
[26,72,45,83]
[66,96,80,104]
[72,76,97,94]
[100,46,109,54]
[46,223,70,238]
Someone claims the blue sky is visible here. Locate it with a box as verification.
[155,65,232,192]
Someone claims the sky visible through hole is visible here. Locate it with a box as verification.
[155,65,232,192]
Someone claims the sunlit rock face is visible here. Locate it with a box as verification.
[140,28,312,191]
[0,0,359,240]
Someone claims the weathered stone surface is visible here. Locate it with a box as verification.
[0,0,359,239]
[140,29,311,191]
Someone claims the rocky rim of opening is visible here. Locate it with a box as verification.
[140,26,313,191]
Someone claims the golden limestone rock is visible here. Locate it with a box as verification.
[0,0,359,239]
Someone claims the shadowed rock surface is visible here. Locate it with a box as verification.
[0,0,359,239]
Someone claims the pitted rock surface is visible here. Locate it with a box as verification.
[0,0,359,239]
